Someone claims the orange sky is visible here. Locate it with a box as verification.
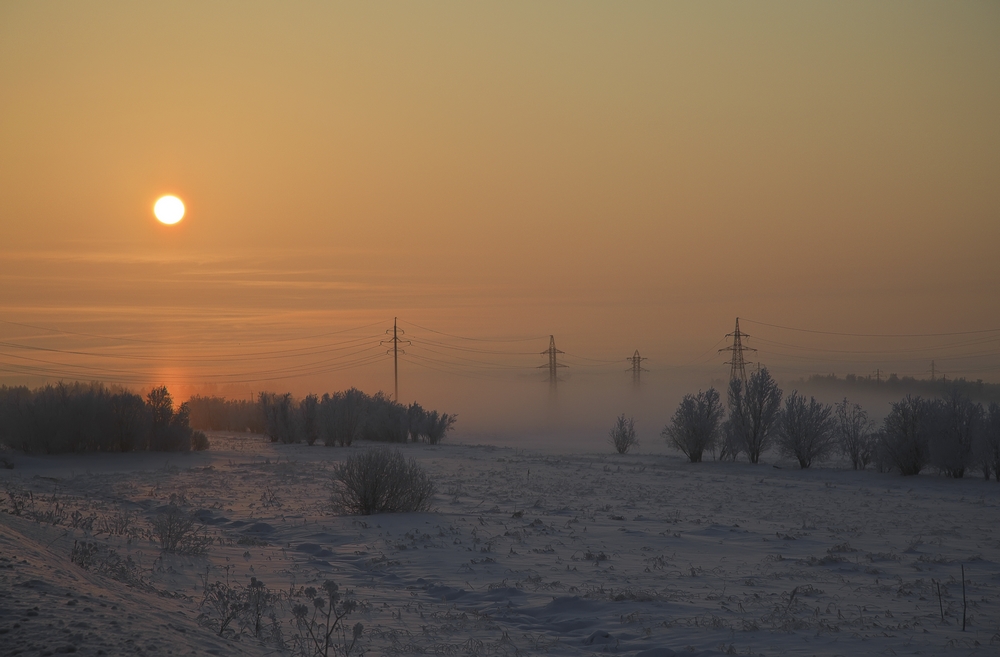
[1,1,998,405]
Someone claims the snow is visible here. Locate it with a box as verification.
[2,432,999,656]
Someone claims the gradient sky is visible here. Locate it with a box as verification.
[1,1,998,409]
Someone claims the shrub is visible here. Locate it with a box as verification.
[199,576,279,639]
[71,540,146,588]
[835,398,876,470]
[608,414,639,454]
[201,579,245,637]
[662,388,723,462]
[419,409,457,445]
[726,368,783,464]
[333,447,435,515]
[292,581,363,657]
[775,392,836,469]
[191,431,210,451]
[150,505,211,554]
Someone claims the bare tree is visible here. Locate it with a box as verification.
[879,395,932,476]
[609,414,639,454]
[930,387,983,478]
[975,402,1000,482]
[727,368,783,464]
[776,392,836,469]
[662,388,723,463]
[835,398,876,470]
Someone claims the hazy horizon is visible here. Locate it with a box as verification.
[2,2,998,429]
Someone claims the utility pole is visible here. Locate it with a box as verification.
[930,360,936,381]
[539,335,566,387]
[381,318,410,402]
[720,317,756,382]
[873,368,882,384]
[626,349,647,385]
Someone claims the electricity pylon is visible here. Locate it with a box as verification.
[627,349,647,385]
[539,335,566,387]
[720,317,756,382]
[381,317,410,402]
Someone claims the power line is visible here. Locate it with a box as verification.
[407,337,540,356]
[751,334,1000,356]
[396,319,547,343]
[0,333,385,363]
[0,317,390,346]
[740,318,1000,338]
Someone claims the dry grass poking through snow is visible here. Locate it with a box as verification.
[1,431,999,656]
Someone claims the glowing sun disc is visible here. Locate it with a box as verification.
[154,196,185,224]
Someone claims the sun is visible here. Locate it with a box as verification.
[153,195,185,225]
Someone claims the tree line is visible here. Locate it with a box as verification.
[0,383,456,455]
[655,368,1000,479]
[187,389,457,446]
[0,383,207,454]
[796,372,1000,403]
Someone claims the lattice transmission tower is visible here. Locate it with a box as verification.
[540,335,566,387]
[627,349,648,385]
[719,317,756,382]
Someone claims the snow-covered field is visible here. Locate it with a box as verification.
[2,433,999,656]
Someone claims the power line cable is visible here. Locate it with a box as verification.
[397,319,547,343]
[741,318,1000,338]
[0,318,390,347]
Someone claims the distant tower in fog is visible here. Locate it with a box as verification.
[627,349,647,385]
[540,335,566,387]
[720,317,756,382]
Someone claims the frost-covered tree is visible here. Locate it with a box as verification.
[929,388,983,478]
[609,414,639,454]
[879,395,932,476]
[320,388,369,446]
[420,410,457,444]
[299,394,320,446]
[727,368,783,464]
[975,402,1000,482]
[835,398,876,470]
[259,392,297,443]
[776,392,836,469]
[717,421,743,462]
[662,388,724,462]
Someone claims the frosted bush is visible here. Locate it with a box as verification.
[662,389,723,463]
[609,414,639,454]
[333,447,435,515]
[775,392,836,469]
